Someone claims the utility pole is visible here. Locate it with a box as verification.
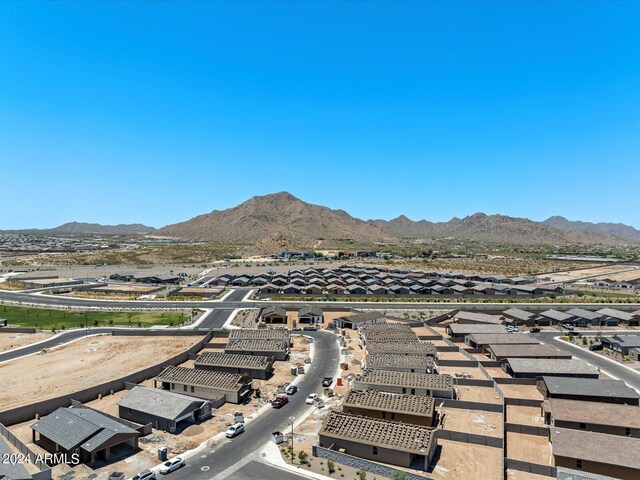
[289,415,295,464]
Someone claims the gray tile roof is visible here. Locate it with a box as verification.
[596,308,635,322]
[228,328,290,341]
[365,341,437,355]
[118,386,209,420]
[538,309,574,322]
[556,467,620,480]
[356,369,453,391]
[320,411,435,455]
[454,311,504,324]
[466,333,539,346]
[505,358,598,376]
[488,344,571,359]
[366,353,435,370]
[0,435,32,480]
[344,389,434,416]
[225,339,288,353]
[447,324,507,335]
[547,398,640,429]
[566,308,602,321]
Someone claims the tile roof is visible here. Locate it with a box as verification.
[195,352,273,369]
[551,427,640,470]
[566,308,602,321]
[343,389,435,416]
[466,333,539,346]
[228,328,290,341]
[447,324,507,335]
[454,311,504,324]
[505,358,598,376]
[366,353,435,370]
[225,339,288,353]
[366,341,437,355]
[355,369,453,390]
[541,376,640,400]
[320,411,435,455]
[155,366,248,390]
[538,309,575,322]
[547,398,640,429]
[596,308,635,322]
[0,435,32,480]
[488,344,571,359]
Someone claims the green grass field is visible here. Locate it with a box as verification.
[0,305,189,330]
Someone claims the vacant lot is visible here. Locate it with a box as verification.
[455,385,502,404]
[0,331,53,352]
[506,405,545,426]
[506,432,552,465]
[430,440,503,480]
[0,305,188,330]
[0,334,203,410]
[441,408,503,438]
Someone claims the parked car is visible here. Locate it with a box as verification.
[562,323,575,331]
[529,327,541,333]
[305,393,318,405]
[159,457,185,475]
[226,423,245,438]
[271,394,289,408]
[132,471,156,480]
[285,385,298,395]
[322,377,333,387]
[589,343,604,351]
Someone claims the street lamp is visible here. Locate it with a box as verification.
[289,415,295,464]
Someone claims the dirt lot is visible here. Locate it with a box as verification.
[484,366,511,379]
[1,334,203,410]
[430,440,503,480]
[506,432,552,465]
[455,385,502,404]
[441,408,503,437]
[538,264,636,283]
[498,384,544,401]
[0,331,53,353]
[506,405,545,426]
[438,365,487,379]
[436,350,471,361]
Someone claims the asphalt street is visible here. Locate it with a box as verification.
[535,330,640,391]
[166,330,339,480]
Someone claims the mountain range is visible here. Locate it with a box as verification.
[4,192,639,246]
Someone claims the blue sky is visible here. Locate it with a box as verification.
[1,1,639,229]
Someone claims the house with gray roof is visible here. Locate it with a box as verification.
[225,338,289,361]
[538,309,575,326]
[597,308,639,327]
[118,386,213,433]
[228,328,290,342]
[365,353,436,374]
[503,358,599,379]
[600,335,640,356]
[537,376,640,405]
[365,341,437,357]
[464,333,539,350]
[565,308,604,327]
[31,407,139,465]
[297,306,323,324]
[318,411,437,470]
[446,323,507,339]
[502,308,539,325]
[260,306,287,324]
[488,344,572,361]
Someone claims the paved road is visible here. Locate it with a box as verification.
[166,330,339,480]
[227,460,307,480]
[2,288,639,311]
[535,331,640,391]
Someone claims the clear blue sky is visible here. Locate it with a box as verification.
[1,1,639,229]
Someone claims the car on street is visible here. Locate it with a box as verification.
[321,377,333,387]
[589,343,604,351]
[133,471,156,480]
[305,393,318,405]
[159,457,185,475]
[226,423,245,438]
[271,394,289,408]
[529,327,541,333]
[285,385,298,395]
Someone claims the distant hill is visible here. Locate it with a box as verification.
[2,222,155,235]
[369,213,628,245]
[543,216,640,243]
[159,191,387,244]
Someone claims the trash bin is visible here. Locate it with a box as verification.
[158,447,168,461]
[271,431,284,444]
[290,366,298,375]
[234,411,245,423]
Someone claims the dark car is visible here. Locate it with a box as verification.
[589,343,603,351]
[271,394,289,408]
[285,385,298,395]
[322,377,333,387]
[529,327,541,333]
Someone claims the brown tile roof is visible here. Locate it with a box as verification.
[551,427,640,470]
[228,328,290,341]
[195,352,273,370]
[356,369,453,391]
[320,411,435,455]
[155,366,249,391]
[225,339,288,353]
[343,389,434,417]
[488,344,572,359]
[359,322,414,333]
[548,398,640,429]
[366,353,435,370]
[361,330,419,343]
[366,341,436,356]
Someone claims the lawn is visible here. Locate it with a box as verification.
[0,305,189,330]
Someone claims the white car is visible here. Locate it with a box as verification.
[305,393,318,405]
[159,457,185,475]
[226,423,245,438]
[132,471,156,480]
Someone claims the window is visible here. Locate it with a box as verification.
[184,385,187,392]
[402,388,407,394]
[411,388,416,395]
[391,413,396,420]
[579,423,586,429]
[626,428,631,437]
[372,446,378,455]
[576,459,583,469]
[381,412,386,419]
[191,386,195,393]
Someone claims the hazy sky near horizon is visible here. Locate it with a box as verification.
[1,1,639,229]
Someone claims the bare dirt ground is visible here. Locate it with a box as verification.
[430,440,504,480]
[0,331,53,352]
[484,366,511,379]
[438,365,486,379]
[436,350,471,361]
[498,384,544,401]
[506,432,552,465]
[455,385,502,404]
[538,264,636,283]
[441,408,503,438]
[506,405,545,426]
[231,308,260,328]
[1,334,203,410]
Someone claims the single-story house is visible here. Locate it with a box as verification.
[260,306,287,324]
[365,353,436,374]
[225,339,289,361]
[342,389,435,426]
[537,376,640,405]
[154,366,252,404]
[194,352,274,379]
[503,358,599,379]
[488,344,572,361]
[352,370,454,398]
